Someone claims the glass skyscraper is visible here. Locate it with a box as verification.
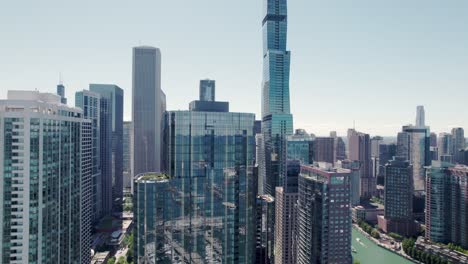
[90,84,124,212]
[261,0,294,197]
[0,91,91,264]
[163,89,257,263]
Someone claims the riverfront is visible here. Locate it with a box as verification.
[352,228,414,264]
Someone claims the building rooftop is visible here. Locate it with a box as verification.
[136,172,170,182]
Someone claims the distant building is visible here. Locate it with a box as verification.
[313,137,336,165]
[348,129,375,198]
[378,143,397,183]
[438,133,453,162]
[76,90,104,221]
[274,160,300,264]
[56,83,67,104]
[296,164,352,264]
[287,129,313,165]
[90,84,124,212]
[452,128,466,164]
[416,105,425,127]
[378,157,419,237]
[123,121,132,191]
[0,91,91,263]
[426,162,468,248]
[340,160,361,206]
[199,79,215,101]
[132,46,166,177]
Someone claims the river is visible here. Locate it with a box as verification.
[352,227,414,264]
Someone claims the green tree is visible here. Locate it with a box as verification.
[107,256,116,264]
[371,229,380,239]
[116,256,127,264]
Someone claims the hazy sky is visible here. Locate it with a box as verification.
[1,0,467,136]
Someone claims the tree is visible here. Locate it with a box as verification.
[116,256,127,264]
[371,229,380,239]
[107,256,116,264]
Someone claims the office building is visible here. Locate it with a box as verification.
[399,125,431,193]
[261,0,294,197]
[336,137,347,161]
[416,105,425,127]
[296,164,352,264]
[199,79,215,101]
[348,129,375,198]
[256,195,275,264]
[76,89,103,221]
[378,157,419,237]
[274,160,300,264]
[0,91,91,263]
[287,129,313,165]
[426,162,468,248]
[90,84,124,212]
[313,137,336,165]
[452,127,466,164]
[56,82,67,104]
[341,160,361,206]
[438,132,453,162]
[133,173,171,264]
[132,46,166,177]
[378,143,397,184]
[165,87,257,263]
[123,121,132,191]
[189,79,229,112]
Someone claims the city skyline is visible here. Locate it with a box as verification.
[1,0,468,136]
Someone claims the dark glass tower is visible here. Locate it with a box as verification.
[261,0,293,197]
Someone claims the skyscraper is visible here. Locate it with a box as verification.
[416,105,425,127]
[378,157,419,237]
[199,79,215,101]
[123,121,133,191]
[0,91,91,263]
[132,46,166,177]
[438,132,453,162]
[313,137,336,165]
[165,87,257,263]
[90,84,124,212]
[261,0,294,196]
[76,89,103,221]
[56,82,67,104]
[348,129,375,198]
[286,129,313,165]
[133,173,172,263]
[296,164,352,264]
[426,162,468,248]
[274,160,300,264]
[451,127,466,164]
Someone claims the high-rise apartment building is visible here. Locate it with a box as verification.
[313,137,336,165]
[0,91,91,263]
[132,46,166,177]
[261,0,294,197]
[76,90,104,221]
[123,121,132,191]
[90,84,124,212]
[296,164,352,264]
[426,162,468,248]
[438,132,453,162]
[378,157,419,237]
[256,195,275,264]
[340,160,361,206]
[165,87,257,263]
[274,160,300,264]
[348,129,375,198]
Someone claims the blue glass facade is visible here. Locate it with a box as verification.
[261,0,293,197]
